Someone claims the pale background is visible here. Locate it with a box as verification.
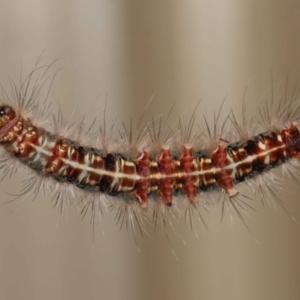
[0,1,299,299]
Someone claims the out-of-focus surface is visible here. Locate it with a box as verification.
[0,1,300,299]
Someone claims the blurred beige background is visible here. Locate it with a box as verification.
[0,0,300,299]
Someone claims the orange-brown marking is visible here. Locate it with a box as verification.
[158,147,174,206]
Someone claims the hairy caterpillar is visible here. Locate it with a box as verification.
[0,58,299,235]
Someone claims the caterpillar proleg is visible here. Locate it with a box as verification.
[1,59,300,235]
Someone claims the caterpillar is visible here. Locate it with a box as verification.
[0,58,299,235]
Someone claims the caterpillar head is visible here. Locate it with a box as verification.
[0,105,18,140]
[0,105,16,128]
